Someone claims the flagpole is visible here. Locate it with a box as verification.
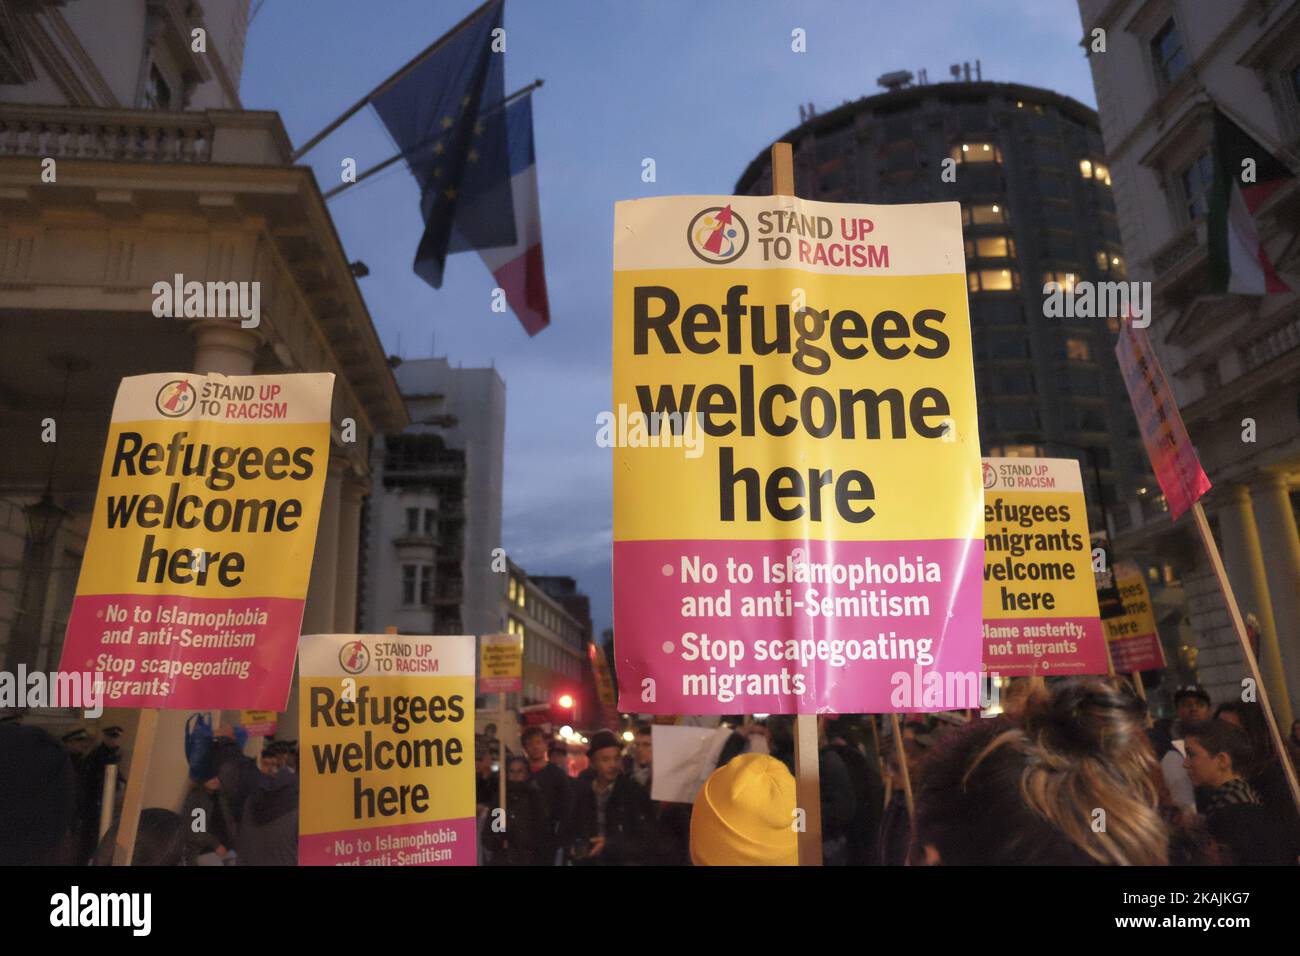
[321,79,543,201]
[291,0,499,162]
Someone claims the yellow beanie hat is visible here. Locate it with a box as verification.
[690,753,798,866]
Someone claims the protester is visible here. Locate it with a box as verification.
[182,727,235,865]
[768,715,855,864]
[475,736,497,808]
[94,808,190,866]
[548,739,569,773]
[522,725,570,864]
[1174,684,1213,732]
[1183,719,1293,865]
[1214,700,1300,842]
[0,724,77,865]
[1148,717,1197,814]
[915,677,1170,865]
[79,724,125,862]
[690,752,797,866]
[211,723,298,866]
[626,722,653,788]
[483,756,549,865]
[823,716,885,865]
[560,729,654,865]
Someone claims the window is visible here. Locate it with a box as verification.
[988,444,1042,458]
[1042,270,1079,293]
[968,203,1007,225]
[966,236,1015,259]
[1151,18,1187,89]
[1074,407,1107,431]
[1093,163,1111,186]
[996,406,1040,430]
[1068,368,1102,395]
[508,577,517,602]
[515,579,526,608]
[144,64,172,110]
[993,371,1035,394]
[951,142,1001,164]
[423,508,435,535]
[1065,337,1091,361]
[406,508,419,533]
[970,268,1018,291]
[1180,152,1213,221]
[419,567,431,607]
[402,565,417,605]
[1079,158,1093,179]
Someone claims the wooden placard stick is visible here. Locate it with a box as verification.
[771,141,824,866]
[111,708,158,866]
[889,712,915,825]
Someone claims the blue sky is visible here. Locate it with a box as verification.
[240,0,1096,636]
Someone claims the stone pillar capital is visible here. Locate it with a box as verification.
[190,320,261,376]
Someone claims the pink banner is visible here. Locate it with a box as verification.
[1115,325,1212,520]
[299,817,475,866]
[1108,632,1165,673]
[62,593,304,710]
[981,617,1108,677]
[613,538,984,713]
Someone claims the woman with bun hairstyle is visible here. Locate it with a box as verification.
[915,677,1170,865]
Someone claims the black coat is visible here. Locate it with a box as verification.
[560,773,655,866]
[484,780,549,866]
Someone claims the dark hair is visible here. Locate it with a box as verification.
[506,755,530,773]
[520,726,547,745]
[634,722,653,737]
[1212,701,1271,774]
[1183,719,1254,777]
[95,808,189,866]
[915,677,1167,865]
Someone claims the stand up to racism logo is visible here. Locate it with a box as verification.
[155,379,196,417]
[687,205,749,264]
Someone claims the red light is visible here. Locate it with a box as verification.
[558,694,574,709]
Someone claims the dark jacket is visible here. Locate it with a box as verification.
[213,738,297,866]
[529,760,571,860]
[181,784,231,857]
[560,772,655,866]
[828,741,885,865]
[1204,779,1291,866]
[484,779,549,866]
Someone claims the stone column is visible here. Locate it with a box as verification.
[1217,484,1291,727]
[334,476,365,633]
[302,455,345,635]
[141,321,262,811]
[1252,469,1300,719]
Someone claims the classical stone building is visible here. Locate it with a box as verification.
[0,0,406,812]
[1077,0,1300,721]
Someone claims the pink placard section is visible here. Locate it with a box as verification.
[479,676,523,693]
[613,538,984,714]
[981,617,1109,677]
[61,592,304,710]
[299,817,475,866]
[1109,632,1166,673]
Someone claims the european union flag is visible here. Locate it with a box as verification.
[371,0,506,289]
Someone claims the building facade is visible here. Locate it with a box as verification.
[735,76,1155,545]
[1077,0,1300,721]
[359,357,507,639]
[0,0,407,811]
[501,560,589,719]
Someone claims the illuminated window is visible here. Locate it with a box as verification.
[989,444,1042,458]
[1079,159,1093,179]
[969,203,1006,225]
[975,236,1013,258]
[1093,163,1111,186]
[951,142,1000,164]
[1065,337,1091,361]
[1110,254,1124,273]
[973,268,1017,291]
[508,577,517,602]
[1042,270,1078,293]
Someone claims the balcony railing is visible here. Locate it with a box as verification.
[0,105,292,166]
[1149,219,1204,277]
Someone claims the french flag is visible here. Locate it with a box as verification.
[450,92,550,336]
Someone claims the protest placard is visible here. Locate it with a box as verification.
[478,633,523,694]
[298,633,475,866]
[240,710,277,736]
[58,372,333,710]
[981,457,1107,677]
[611,194,983,714]
[1103,561,1166,673]
[1114,323,1211,520]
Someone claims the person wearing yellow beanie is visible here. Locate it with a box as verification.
[690,752,798,866]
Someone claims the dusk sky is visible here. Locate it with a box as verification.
[241,1,1097,636]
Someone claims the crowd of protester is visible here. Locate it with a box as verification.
[3,675,1299,866]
